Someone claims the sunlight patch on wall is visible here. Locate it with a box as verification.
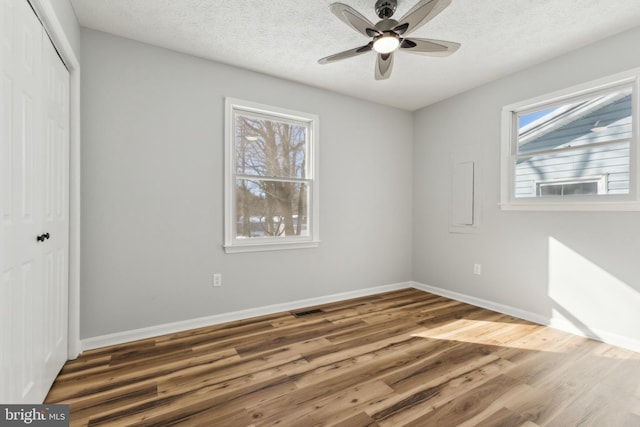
[548,237,640,339]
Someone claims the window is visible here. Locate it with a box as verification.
[501,69,640,211]
[224,98,319,253]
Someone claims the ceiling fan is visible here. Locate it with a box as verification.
[319,0,460,80]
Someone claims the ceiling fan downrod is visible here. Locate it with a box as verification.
[375,0,397,19]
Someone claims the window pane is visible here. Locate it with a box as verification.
[517,87,632,156]
[235,179,309,238]
[514,85,632,199]
[235,114,307,179]
[515,142,628,198]
[538,182,598,196]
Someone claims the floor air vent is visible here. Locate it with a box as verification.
[292,308,323,317]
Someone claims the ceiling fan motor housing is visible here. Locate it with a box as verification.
[375,0,397,19]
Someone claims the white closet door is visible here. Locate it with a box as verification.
[40,16,69,392]
[0,0,69,404]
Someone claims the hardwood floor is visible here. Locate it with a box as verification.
[45,288,640,426]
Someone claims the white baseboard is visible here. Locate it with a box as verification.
[410,281,640,354]
[81,282,411,351]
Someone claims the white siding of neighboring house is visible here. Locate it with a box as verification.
[516,95,632,197]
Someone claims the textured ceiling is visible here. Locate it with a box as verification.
[70,0,640,111]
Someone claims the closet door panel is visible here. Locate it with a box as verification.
[40,27,69,389]
[0,0,69,403]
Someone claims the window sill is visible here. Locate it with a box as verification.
[224,240,320,254]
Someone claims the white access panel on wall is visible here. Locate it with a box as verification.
[0,0,69,403]
[452,161,474,226]
[449,145,482,234]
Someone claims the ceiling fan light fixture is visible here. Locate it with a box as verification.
[373,33,400,53]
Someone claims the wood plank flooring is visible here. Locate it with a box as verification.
[45,288,640,426]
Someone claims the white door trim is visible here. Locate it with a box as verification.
[28,0,81,359]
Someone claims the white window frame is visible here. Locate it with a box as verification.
[500,68,640,211]
[224,97,320,253]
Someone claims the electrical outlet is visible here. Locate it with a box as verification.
[213,273,222,287]
[473,264,482,275]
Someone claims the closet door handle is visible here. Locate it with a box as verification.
[36,233,51,242]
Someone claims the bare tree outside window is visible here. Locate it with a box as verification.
[234,114,310,239]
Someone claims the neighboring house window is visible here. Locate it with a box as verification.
[501,69,640,211]
[534,176,607,197]
[224,98,319,253]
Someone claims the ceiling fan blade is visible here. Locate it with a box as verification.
[318,44,373,64]
[400,37,460,56]
[394,0,452,35]
[375,52,394,80]
[330,3,380,37]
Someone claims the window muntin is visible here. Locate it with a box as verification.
[225,98,319,252]
[501,71,640,211]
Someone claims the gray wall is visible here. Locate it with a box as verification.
[413,26,640,348]
[80,29,414,338]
